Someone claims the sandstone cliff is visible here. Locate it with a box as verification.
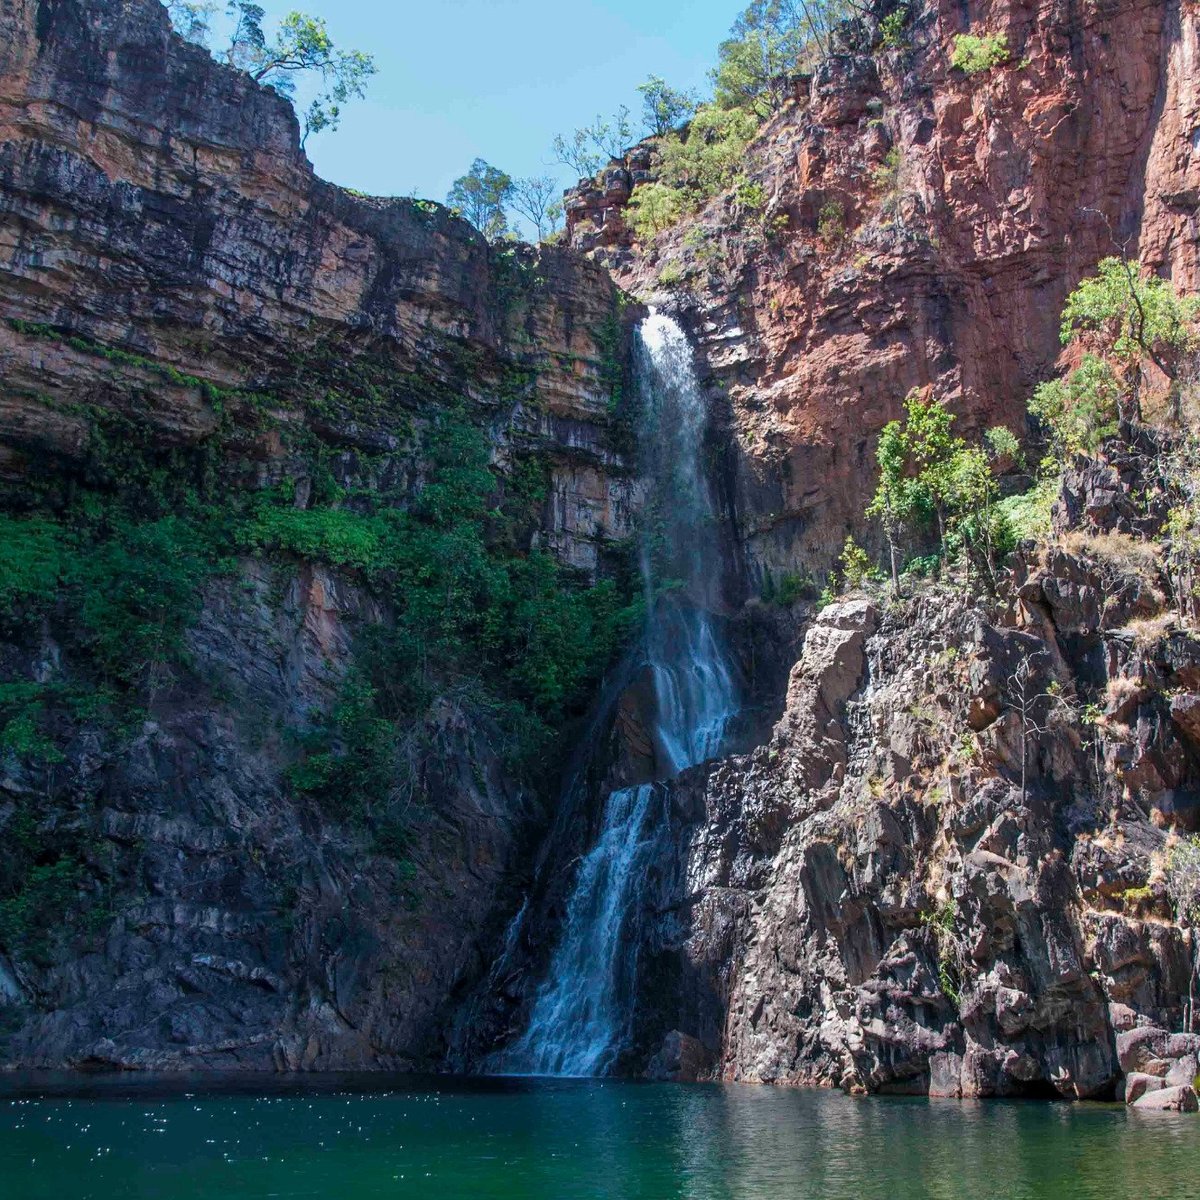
[0,0,643,1069]
[568,0,1200,586]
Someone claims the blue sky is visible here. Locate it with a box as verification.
[230,0,739,211]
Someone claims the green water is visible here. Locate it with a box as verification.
[0,1073,1195,1199]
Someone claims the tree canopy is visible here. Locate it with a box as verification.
[164,2,376,144]
[867,390,1014,591]
[1026,258,1200,434]
[637,76,700,137]
[510,176,563,243]
[447,160,514,242]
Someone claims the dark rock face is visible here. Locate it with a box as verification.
[623,468,1200,1096]
[2,562,544,1070]
[0,0,644,1070]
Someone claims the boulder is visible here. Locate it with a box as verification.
[1170,693,1200,745]
[1116,1026,1171,1073]
[1109,1003,1139,1033]
[643,1030,713,1082]
[1132,1084,1199,1112]
[1166,1054,1199,1088]
[1168,1033,1200,1058]
[1123,1072,1167,1104]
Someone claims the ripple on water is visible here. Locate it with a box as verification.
[0,1074,1197,1200]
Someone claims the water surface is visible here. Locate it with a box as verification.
[0,1073,1195,1199]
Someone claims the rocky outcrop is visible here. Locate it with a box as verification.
[621,452,1200,1098]
[568,0,1200,585]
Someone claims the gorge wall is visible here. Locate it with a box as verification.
[546,0,1200,1102]
[567,0,1200,585]
[0,0,645,1069]
[1,0,1200,1107]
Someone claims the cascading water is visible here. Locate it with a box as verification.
[500,312,738,1077]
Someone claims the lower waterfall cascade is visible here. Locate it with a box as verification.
[499,312,739,1077]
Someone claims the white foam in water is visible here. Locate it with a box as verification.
[504,313,739,1077]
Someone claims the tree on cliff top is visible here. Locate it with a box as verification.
[711,0,861,117]
[447,160,514,242]
[551,108,635,181]
[165,0,215,43]
[712,1,805,117]
[509,176,563,243]
[165,2,376,145]
[637,76,700,137]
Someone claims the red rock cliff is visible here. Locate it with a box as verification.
[568,0,1200,583]
[0,0,641,573]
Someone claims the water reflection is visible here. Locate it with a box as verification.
[0,1074,1196,1199]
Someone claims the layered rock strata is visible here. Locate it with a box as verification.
[0,0,643,1069]
[626,449,1200,1099]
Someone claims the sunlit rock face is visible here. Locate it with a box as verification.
[0,0,644,574]
[567,0,1200,584]
[628,543,1200,1097]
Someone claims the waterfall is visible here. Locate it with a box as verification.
[499,312,738,1077]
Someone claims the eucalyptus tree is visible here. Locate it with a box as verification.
[164,2,376,144]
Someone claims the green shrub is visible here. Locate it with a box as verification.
[241,506,394,573]
[996,478,1056,542]
[1029,354,1120,460]
[950,33,1009,74]
[657,103,760,203]
[873,146,905,218]
[839,536,878,589]
[775,571,816,605]
[0,703,63,763]
[657,261,685,287]
[626,182,686,239]
[0,854,92,959]
[984,425,1022,466]
[70,517,212,686]
[0,515,64,624]
[902,553,942,579]
[921,897,961,1001]
[879,10,908,50]
[817,199,846,245]
[734,178,767,212]
[287,674,395,821]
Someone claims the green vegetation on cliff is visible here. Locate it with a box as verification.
[853,259,1200,601]
[0,316,640,943]
[950,32,1009,75]
[865,391,1016,592]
